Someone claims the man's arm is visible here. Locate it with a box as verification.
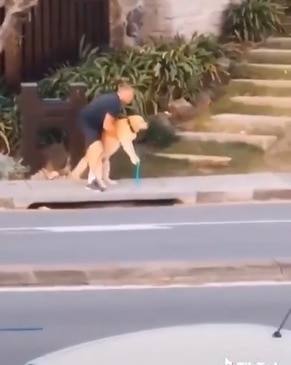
[103,98,123,132]
[103,113,117,133]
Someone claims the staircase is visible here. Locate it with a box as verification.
[175,0,291,151]
[279,0,291,36]
[178,36,291,152]
[146,3,291,175]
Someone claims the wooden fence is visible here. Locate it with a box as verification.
[17,82,88,174]
[1,0,110,91]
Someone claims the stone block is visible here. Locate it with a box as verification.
[109,0,144,48]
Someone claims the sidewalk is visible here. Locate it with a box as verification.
[2,172,291,208]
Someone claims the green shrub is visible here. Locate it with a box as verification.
[143,114,178,148]
[220,0,285,42]
[0,82,20,155]
[0,153,29,180]
[39,33,226,117]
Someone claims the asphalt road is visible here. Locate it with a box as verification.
[0,284,291,365]
[0,202,291,265]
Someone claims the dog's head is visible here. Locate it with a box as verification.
[127,115,148,133]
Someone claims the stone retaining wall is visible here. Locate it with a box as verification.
[109,0,235,48]
[109,0,145,49]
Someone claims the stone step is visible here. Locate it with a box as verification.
[213,98,291,116]
[264,37,291,49]
[153,153,231,167]
[232,63,291,80]
[232,79,291,88]
[229,79,291,97]
[281,22,291,34]
[247,48,291,64]
[209,114,291,135]
[177,131,277,151]
[231,95,291,108]
[275,0,288,5]
[278,12,291,23]
[275,0,289,7]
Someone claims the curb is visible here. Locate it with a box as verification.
[0,260,290,287]
[195,189,291,204]
[2,188,291,209]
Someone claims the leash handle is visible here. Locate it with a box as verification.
[135,162,141,185]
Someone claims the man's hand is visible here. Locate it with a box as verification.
[103,113,116,133]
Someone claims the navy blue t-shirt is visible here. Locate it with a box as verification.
[80,92,122,130]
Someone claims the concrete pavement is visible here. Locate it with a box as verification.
[1,203,291,285]
[3,173,291,208]
[0,203,291,265]
[1,284,290,365]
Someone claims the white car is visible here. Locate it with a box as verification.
[25,323,291,365]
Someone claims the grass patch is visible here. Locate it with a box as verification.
[110,140,265,178]
[175,113,212,132]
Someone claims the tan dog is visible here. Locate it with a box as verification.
[71,115,148,189]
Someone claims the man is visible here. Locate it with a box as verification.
[78,80,139,191]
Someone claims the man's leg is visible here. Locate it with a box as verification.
[81,126,106,191]
[86,139,106,191]
[102,158,118,185]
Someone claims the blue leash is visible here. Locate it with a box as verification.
[135,162,141,185]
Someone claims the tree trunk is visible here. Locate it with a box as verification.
[0,0,38,53]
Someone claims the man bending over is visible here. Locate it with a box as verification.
[78,80,136,191]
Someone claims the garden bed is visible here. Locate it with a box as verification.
[109,141,266,178]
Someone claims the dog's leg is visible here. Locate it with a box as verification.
[102,157,118,185]
[119,138,139,165]
[102,136,120,186]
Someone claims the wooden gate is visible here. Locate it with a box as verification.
[3,0,110,90]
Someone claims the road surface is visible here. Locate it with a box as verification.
[0,284,291,365]
[0,202,291,265]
